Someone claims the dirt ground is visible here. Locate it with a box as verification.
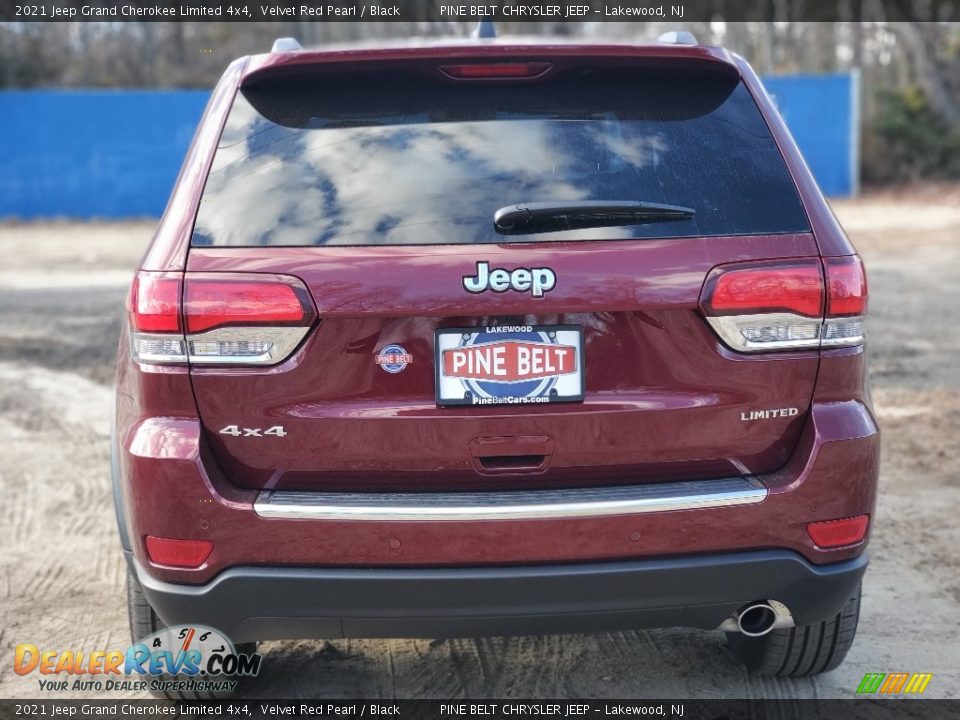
[0,188,958,701]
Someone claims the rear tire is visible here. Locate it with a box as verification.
[725,584,861,676]
[127,567,255,699]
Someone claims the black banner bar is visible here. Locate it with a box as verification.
[1,0,959,23]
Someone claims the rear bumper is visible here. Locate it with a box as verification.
[116,397,879,585]
[129,550,868,644]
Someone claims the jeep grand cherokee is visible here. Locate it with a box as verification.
[114,34,878,681]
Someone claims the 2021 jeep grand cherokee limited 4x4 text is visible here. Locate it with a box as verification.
[114,35,878,679]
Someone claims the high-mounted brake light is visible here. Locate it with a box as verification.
[439,62,551,79]
[699,256,867,352]
[128,271,316,366]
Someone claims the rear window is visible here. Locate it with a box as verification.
[192,65,810,248]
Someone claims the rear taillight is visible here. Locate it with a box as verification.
[128,271,316,365]
[699,256,867,352]
[821,256,868,348]
[127,272,187,363]
[183,274,316,364]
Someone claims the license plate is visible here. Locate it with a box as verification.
[435,325,584,407]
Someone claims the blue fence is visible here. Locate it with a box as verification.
[0,74,858,219]
[0,90,209,218]
[762,73,858,198]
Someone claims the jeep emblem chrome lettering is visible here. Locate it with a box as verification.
[463,261,557,298]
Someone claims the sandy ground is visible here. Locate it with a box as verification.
[0,191,958,701]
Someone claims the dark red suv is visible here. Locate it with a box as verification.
[114,33,878,679]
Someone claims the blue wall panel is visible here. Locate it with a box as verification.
[0,90,209,218]
[761,73,857,197]
[0,75,856,219]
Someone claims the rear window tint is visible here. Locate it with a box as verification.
[192,66,810,247]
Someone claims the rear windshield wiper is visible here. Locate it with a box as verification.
[494,201,696,235]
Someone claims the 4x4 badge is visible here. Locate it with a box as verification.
[463,261,556,298]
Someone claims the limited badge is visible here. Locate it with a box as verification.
[376,344,413,374]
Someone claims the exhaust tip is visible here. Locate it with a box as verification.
[737,603,778,637]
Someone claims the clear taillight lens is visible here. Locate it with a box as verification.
[128,271,316,365]
[699,256,867,352]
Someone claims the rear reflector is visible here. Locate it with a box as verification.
[699,257,867,352]
[129,271,316,366]
[145,536,213,568]
[807,515,870,548]
[439,62,551,79]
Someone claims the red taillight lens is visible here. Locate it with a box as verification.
[701,260,824,318]
[824,255,868,317]
[807,515,870,549]
[128,272,182,333]
[184,275,315,334]
[439,62,551,79]
[145,536,213,568]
